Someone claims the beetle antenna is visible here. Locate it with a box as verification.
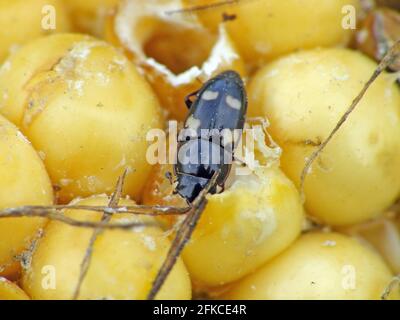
[300,39,400,200]
[146,170,220,300]
[72,168,128,300]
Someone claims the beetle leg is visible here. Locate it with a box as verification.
[184,90,199,109]
[165,171,175,185]
[215,184,225,193]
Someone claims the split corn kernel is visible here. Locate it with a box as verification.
[183,167,304,287]
[106,0,246,120]
[144,164,305,287]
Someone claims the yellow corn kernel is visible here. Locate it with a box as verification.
[223,232,399,300]
[0,115,53,278]
[0,0,71,62]
[144,164,305,287]
[249,48,400,226]
[0,277,30,300]
[187,0,361,66]
[22,195,192,300]
[0,33,164,203]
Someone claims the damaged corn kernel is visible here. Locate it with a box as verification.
[0,115,53,278]
[22,195,191,300]
[0,0,71,62]
[249,48,400,226]
[182,166,304,288]
[223,232,399,300]
[106,0,245,120]
[143,130,303,288]
[0,33,164,203]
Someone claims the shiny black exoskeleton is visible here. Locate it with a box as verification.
[174,70,247,202]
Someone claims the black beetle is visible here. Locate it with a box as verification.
[147,70,248,299]
[175,70,247,203]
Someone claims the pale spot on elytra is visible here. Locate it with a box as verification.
[202,90,219,101]
[226,95,241,110]
[186,115,201,130]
